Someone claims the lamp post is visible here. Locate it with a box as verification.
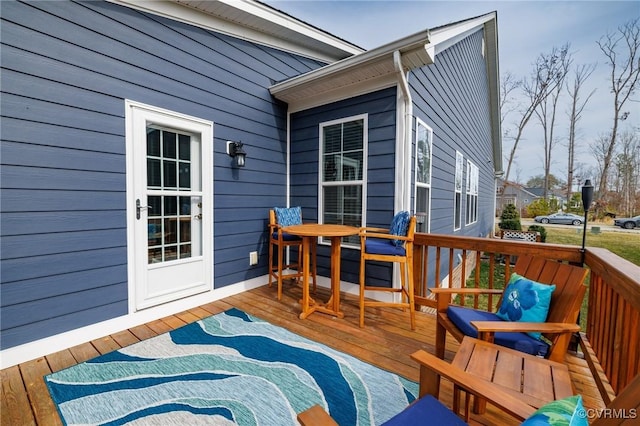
[581,179,594,264]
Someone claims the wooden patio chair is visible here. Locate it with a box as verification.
[298,346,640,425]
[268,208,316,300]
[359,212,417,330]
[432,255,589,363]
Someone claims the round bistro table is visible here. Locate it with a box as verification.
[282,224,359,319]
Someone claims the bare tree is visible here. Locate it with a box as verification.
[612,131,640,216]
[501,45,572,202]
[533,44,572,199]
[595,18,640,198]
[566,63,597,203]
[500,71,521,128]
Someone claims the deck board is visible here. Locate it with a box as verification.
[1,283,603,426]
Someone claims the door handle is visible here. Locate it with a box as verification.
[136,199,152,219]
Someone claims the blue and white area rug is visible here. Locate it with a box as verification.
[45,308,418,425]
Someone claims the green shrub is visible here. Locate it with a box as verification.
[499,204,522,230]
[527,224,547,242]
[527,198,551,218]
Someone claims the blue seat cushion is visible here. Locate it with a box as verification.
[272,232,301,242]
[447,306,550,357]
[365,238,406,256]
[382,394,466,426]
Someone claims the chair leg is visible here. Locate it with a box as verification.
[435,321,446,359]
[406,260,416,331]
[359,258,366,328]
[268,241,275,288]
[277,242,284,301]
[399,263,407,311]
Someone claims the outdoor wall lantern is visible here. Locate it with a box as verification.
[581,179,594,264]
[226,141,246,168]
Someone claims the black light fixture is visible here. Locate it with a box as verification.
[580,179,594,264]
[226,141,246,168]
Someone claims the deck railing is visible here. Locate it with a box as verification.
[412,233,640,403]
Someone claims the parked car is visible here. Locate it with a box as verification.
[534,212,584,226]
[614,215,640,229]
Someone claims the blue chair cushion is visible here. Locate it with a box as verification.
[382,394,466,426]
[447,306,550,357]
[274,206,302,227]
[389,211,410,247]
[496,273,556,340]
[365,238,406,256]
[271,232,301,241]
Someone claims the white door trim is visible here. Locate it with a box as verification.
[125,100,214,313]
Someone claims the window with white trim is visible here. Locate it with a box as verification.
[414,118,432,233]
[466,160,479,225]
[454,151,463,230]
[319,114,367,245]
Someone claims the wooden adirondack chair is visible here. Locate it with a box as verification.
[298,344,640,425]
[432,255,589,363]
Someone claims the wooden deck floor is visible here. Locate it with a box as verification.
[2,282,604,426]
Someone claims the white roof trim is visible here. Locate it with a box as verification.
[270,30,433,112]
[269,13,498,114]
[108,0,362,62]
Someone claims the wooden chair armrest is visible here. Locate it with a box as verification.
[410,350,535,421]
[471,321,581,334]
[362,232,412,242]
[360,226,390,233]
[297,405,338,426]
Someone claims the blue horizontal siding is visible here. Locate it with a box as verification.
[411,30,494,236]
[0,0,326,349]
[410,30,495,284]
[290,87,397,286]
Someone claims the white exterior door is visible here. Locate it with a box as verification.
[126,101,213,311]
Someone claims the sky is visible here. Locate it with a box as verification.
[264,0,639,186]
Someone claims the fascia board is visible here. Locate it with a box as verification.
[270,30,431,98]
[108,0,361,62]
[209,0,362,54]
[429,13,495,55]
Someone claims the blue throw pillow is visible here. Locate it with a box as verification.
[274,206,302,227]
[389,211,410,247]
[496,273,555,340]
[522,395,588,426]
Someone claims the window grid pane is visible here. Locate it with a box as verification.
[321,118,364,243]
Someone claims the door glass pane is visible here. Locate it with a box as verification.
[179,134,191,160]
[163,132,177,158]
[163,160,177,188]
[146,126,200,264]
[179,162,190,189]
[165,196,177,215]
[147,159,161,187]
[147,129,161,156]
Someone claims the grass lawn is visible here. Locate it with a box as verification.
[545,227,640,266]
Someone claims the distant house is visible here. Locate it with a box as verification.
[496,179,539,216]
[1,0,502,367]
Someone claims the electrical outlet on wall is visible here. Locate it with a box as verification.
[249,251,258,266]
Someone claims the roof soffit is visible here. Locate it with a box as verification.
[269,13,499,113]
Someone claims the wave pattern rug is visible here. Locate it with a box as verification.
[45,308,418,425]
